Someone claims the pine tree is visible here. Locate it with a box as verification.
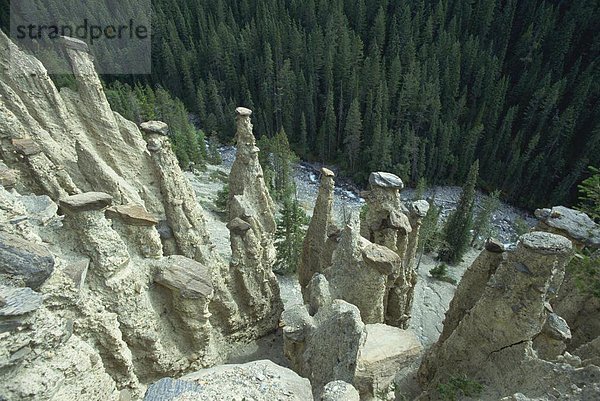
[343,98,362,173]
[471,189,501,247]
[274,195,307,275]
[439,160,479,264]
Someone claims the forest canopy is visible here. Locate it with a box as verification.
[2,0,598,209]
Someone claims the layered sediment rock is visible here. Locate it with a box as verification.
[324,220,403,324]
[0,32,285,400]
[298,168,336,292]
[534,206,600,353]
[418,232,600,399]
[224,107,283,338]
[282,297,365,397]
[361,172,429,328]
[283,274,422,398]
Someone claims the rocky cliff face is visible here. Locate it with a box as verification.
[0,33,281,400]
[419,232,600,399]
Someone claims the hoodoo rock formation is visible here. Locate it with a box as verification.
[0,32,283,400]
[419,232,600,399]
[298,167,336,292]
[362,172,429,328]
[282,273,422,399]
[224,107,283,338]
[534,206,600,360]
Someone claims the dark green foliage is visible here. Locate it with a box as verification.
[104,82,206,169]
[440,161,479,264]
[471,190,501,247]
[570,251,600,299]
[258,129,298,202]
[215,183,229,213]
[578,166,600,222]
[571,167,600,298]
[207,133,223,165]
[429,264,456,285]
[414,177,427,201]
[513,217,531,237]
[2,0,599,209]
[437,375,484,401]
[274,196,307,275]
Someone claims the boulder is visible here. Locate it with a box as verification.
[0,232,54,289]
[154,255,213,299]
[106,204,158,226]
[321,381,359,401]
[59,192,112,213]
[20,194,58,225]
[226,217,252,234]
[11,138,41,156]
[62,259,89,292]
[140,121,169,136]
[144,360,313,401]
[535,206,600,248]
[0,168,18,189]
[235,107,253,117]
[368,172,404,189]
[0,285,43,316]
[59,35,89,52]
[355,324,422,397]
[282,299,365,397]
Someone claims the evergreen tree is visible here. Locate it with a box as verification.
[343,98,362,173]
[471,190,501,247]
[274,195,307,274]
[439,160,479,264]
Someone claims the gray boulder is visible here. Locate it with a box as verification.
[368,172,404,189]
[0,232,54,289]
[59,192,113,213]
[0,285,43,316]
[144,360,313,401]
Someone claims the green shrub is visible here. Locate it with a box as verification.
[215,183,229,213]
[437,375,484,401]
[429,264,457,285]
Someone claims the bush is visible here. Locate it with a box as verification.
[437,375,484,401]
[429,264,457,285]
[513,217,530,237]
[215,183,229,213]
[570,250,600,299]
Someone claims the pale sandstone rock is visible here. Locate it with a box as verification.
[282,299,365,397]
[354,324,422,398]
[140,121,169,136]
[224,107,283,338]
[417,232,599,400]
[106,205,159,227]
[321,380,360,401]
[534,206,600,354]
[154,255,213,300]
[369,172,404,189]
[144,360,313,401]
[299,168,336,292]
[324,223,402,324]
[0,285,43,316]
[535,206,600,248]
[362,172,426,329]
[59,192,113,213]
